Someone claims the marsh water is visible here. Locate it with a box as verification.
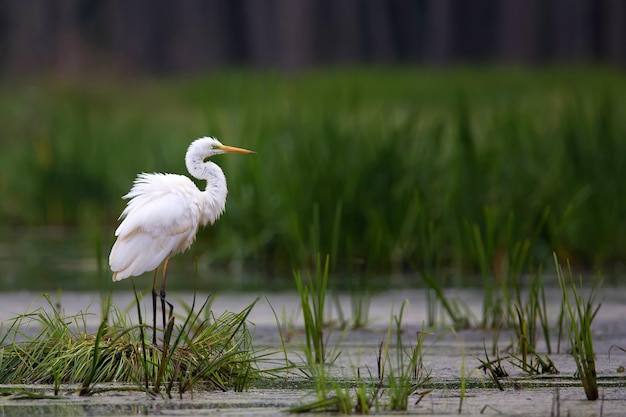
[1,230,626,416]
[0,226,471,293]
[0,227,277,292]
[1,289,626,416]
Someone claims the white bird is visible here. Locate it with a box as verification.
[109,137,254,343]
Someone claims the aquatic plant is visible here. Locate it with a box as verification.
[555,254,601,401]
[382,300,431,411]
[291,299,431,414]
[422,272,472,329]
[477,343,508,390]
[293,254,335,366]
[0,293,259,398]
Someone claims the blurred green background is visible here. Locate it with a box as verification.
[1,2,625,291]
[2,69,626,291]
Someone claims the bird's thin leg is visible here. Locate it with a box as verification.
[152,268,159,345]
[160,257,169,342]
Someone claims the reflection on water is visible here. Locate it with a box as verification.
[0,227,424,293]
[0,227,103,291]
[0,227,286,292]
[0,402,151,417]
[4,228,620,293]
[0,399,256,417]
[0,388,303,416]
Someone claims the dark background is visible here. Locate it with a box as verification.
[1,0,624,76]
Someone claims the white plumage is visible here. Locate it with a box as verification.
[108,137,253,343]
[110,173,209,281]
[109,136,253,282]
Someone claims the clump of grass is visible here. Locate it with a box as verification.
[508,350,558,377]
[289,361,377,415]
[464,207,549,329]
[290,254,355,413]
[381,300,431,411]
[555,254,601,401]
[478,341,557,391]
[0,293,259,397]
[289,384,358,414]
[478,264,558,386]
[500,267,558,376]
[293,254,338,367]
[477,343,508,390]
[291,299,431,414]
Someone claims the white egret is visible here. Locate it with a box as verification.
[109,137,254,343]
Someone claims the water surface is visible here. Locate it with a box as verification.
[1,289,626,416]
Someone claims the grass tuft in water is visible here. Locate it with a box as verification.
[293,254,335,366]
[477,342,508,391]
[291,299,431,414]
[383,300,431,411]
[0,293,259,397]
[555,253,601,401]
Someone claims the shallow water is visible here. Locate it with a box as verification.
[6,227,618,294]
[1,289,626,416]
[0,385,622,417]
[0,227,284,292]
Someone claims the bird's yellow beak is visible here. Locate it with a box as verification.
[219,144,255,154]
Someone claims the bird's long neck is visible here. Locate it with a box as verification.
[186,154,228,225]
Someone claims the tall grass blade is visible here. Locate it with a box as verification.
[555,253,599,401]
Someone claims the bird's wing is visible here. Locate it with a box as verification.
[109,173,202,281]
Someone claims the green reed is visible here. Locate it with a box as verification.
[384,301,431,411]
[555,254,601,401]
[294,254,332,367]
[2,68,626,286]
[0,293,259,397]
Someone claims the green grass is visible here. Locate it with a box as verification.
[555,254,600,401]
[293,255,335,367]
[383,301,431,411]
[0,294,260,397]
[291,253,431,414]
[2,68,626,285]
[290,296,432,414]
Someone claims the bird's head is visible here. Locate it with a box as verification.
[190,137,255,159]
